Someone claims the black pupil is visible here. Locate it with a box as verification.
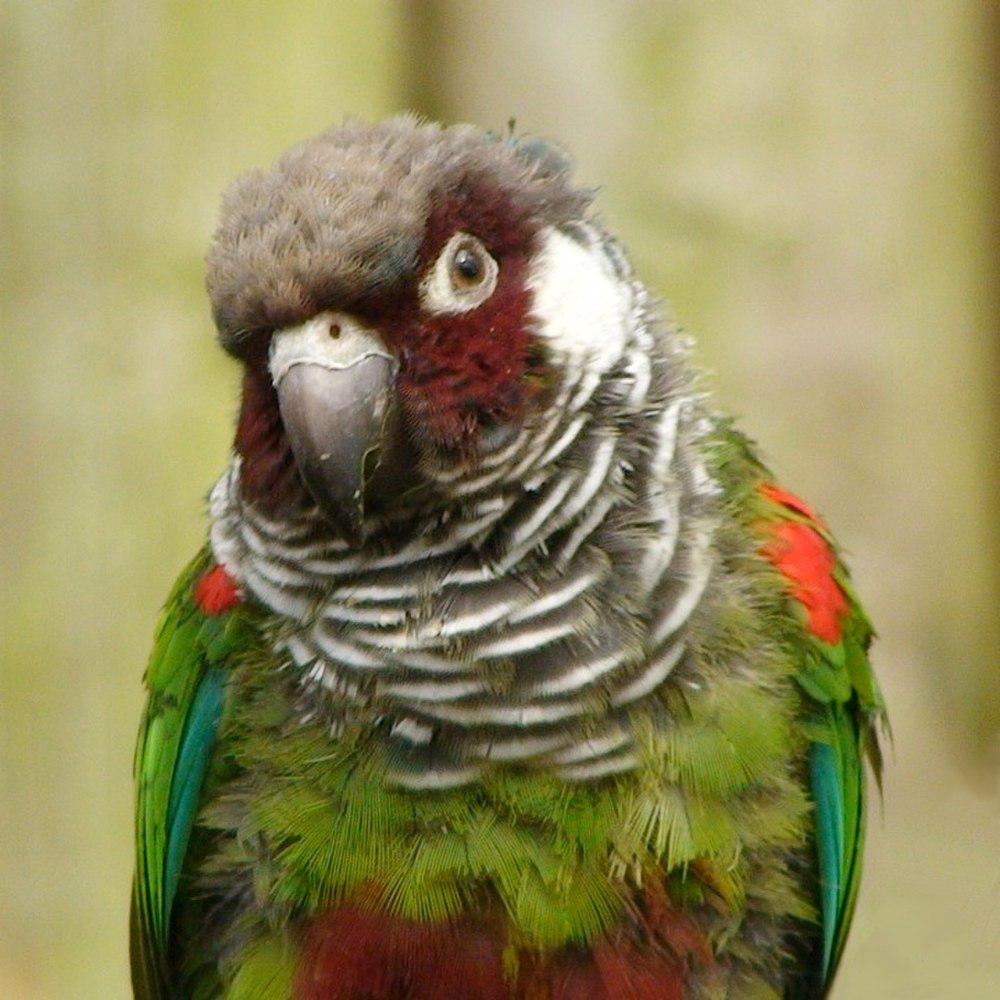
[453,247,482,282]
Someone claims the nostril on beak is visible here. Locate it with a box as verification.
[328,322,341,339]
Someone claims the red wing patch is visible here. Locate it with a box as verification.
[758,484,847,644]
[758,482,826,527]
[193,564,241,615]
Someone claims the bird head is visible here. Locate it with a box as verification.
[207,117,633,544]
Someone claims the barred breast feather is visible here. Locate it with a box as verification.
[211,221,720,790]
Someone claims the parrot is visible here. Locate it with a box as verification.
[131,116,885,999]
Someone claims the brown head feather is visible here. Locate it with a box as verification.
[206,115,591,355]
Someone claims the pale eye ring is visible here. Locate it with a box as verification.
[420,232,498,314]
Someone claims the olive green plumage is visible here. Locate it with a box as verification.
[131,117,885,1000]
[711,423,885,987]
[132,421,884,999]
[131,550,261,997]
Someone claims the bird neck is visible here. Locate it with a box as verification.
[210,284,721,789]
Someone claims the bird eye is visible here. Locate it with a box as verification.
[420,232,498,314]
[450,241,486,288]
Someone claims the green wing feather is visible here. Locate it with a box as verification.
[758,488,885,992]
[131,548,250,998]
[809,705,864,980]
[796,575,883,991]
[709,422,885,993]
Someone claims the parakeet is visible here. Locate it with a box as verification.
[131,117,885,999]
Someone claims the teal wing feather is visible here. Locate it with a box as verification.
[799,589,883,990]
[758,487,886,993]
[709,422,885,992]
[131,548,250,998]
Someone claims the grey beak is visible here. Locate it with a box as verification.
[269,313,398,544]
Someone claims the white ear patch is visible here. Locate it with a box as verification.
[527,227,631,373]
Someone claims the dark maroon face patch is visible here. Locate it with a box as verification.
[234,177,554,514]
[217,119,595,519]
[234,358,305,512]
[377,180,547,453]
[208,118,590,355]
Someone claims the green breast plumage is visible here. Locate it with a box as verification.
[132,116,884,1000]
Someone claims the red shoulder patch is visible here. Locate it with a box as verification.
[758,482,826,527]
[758,484,847,644]
[193,564,241,615]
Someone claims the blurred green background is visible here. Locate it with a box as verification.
[2,2,997,997]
